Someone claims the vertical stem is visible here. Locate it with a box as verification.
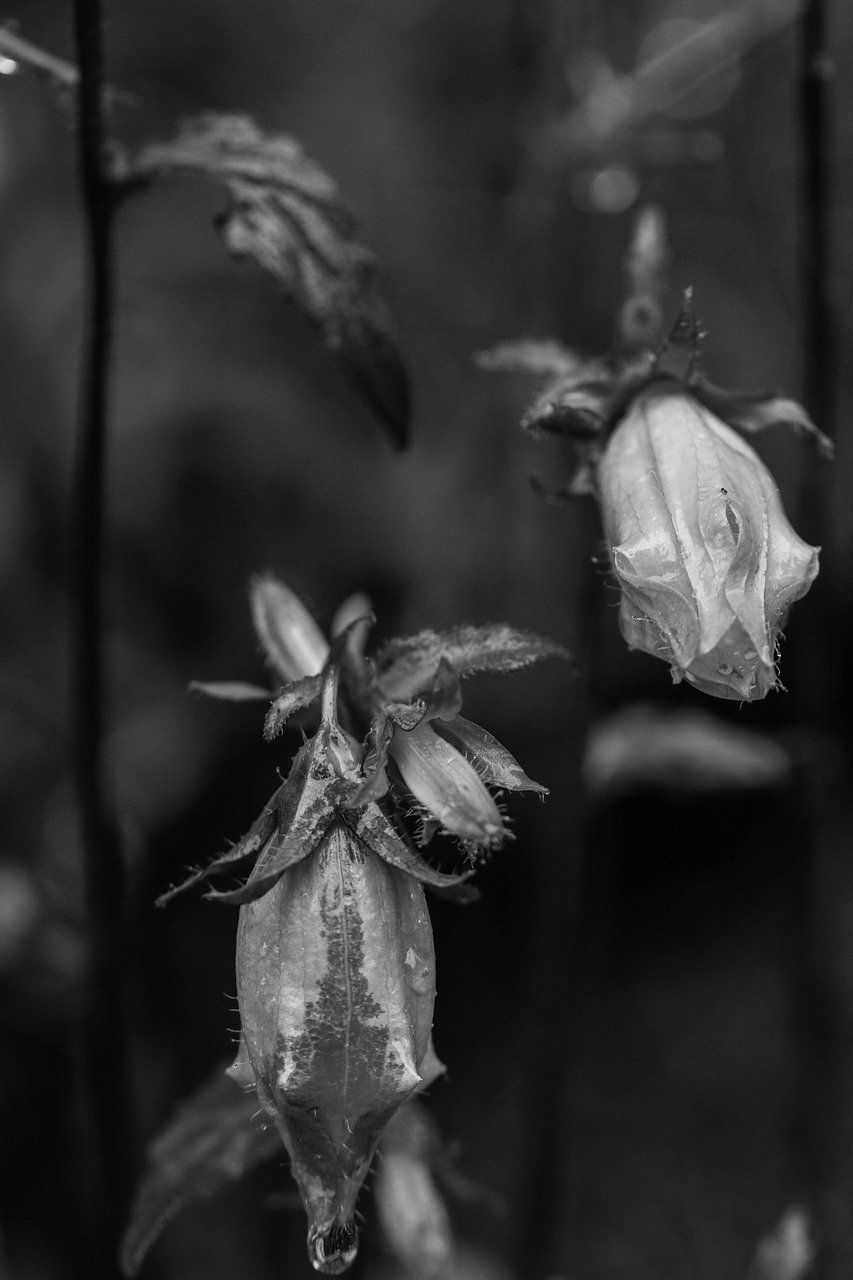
[799,0,835,433]
[795,6,845,1278]
[71,0,132,1266]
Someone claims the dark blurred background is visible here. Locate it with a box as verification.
[2,1,853,1277]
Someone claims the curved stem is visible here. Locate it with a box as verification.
[71,0,133,1266]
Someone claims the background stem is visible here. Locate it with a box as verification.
[800,0,834,433]
[71,0,133,1267]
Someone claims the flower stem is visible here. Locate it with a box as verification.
[71,0,133,1264]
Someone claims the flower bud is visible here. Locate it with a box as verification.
[250,575,330,682]
[235,817,436,1274]
[597,388,819,700]
[388,720,504,848]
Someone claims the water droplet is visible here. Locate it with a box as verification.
[307,1221,359,1275]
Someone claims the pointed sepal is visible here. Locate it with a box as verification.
[376,625,570,701]
[435,716,548,794]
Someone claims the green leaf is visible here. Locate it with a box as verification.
[189,680,271,701]
[120,1067,280,1277]
[435,716,547,793]
[127,114,410,447]
[376,626,570,701]
[264,674,323,739]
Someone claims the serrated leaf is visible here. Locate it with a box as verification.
[264,673,323,739]
[376,626,570,701]
[120,1067,280,1277]
[128,114,410,447]
[434,716,547,793]
[476,339,584,379]
[189,680,271,701]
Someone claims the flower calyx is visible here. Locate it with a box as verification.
[480,289,832,505]
[191,577,567,860]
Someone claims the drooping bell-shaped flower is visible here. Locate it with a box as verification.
[597,386,819,699]
[176,666,461,1274]
[483,276,829,701]
[234,817,439,1274]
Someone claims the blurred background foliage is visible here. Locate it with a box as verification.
[2,0,853,1277]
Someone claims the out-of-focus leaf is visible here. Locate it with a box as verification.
[435,716,547,793]
[476,339,583,379]
[583,703,791,800]
[376,626,570,701]
[120,1067,280,1277]
[264,673,323,739]
[374,1101,453,1280]
[747,1206,814,1280]
[126,114,410,446]
[189,680,271,701]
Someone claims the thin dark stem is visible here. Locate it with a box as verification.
[794,7,845,1279]
[799,0,835,434]
[71,0,132,1268]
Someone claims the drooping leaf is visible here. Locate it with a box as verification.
[434,716,547,793]
[376,626,570,701]
[120,1067,280,1277]
[264,673,323,739]
[189,680,271,702]
[127,114,410,446]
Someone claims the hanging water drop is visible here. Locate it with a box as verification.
[307,1221,359,1275]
